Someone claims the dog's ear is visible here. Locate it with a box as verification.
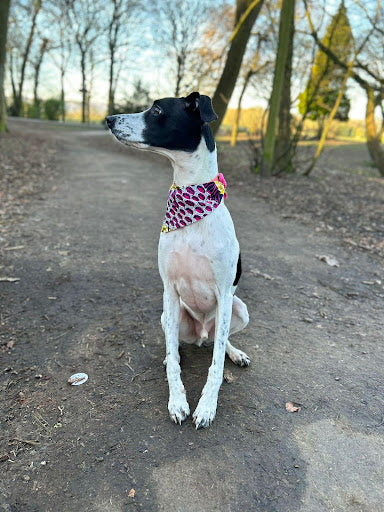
[185,92,218,123]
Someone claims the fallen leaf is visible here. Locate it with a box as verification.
[316,255,340,267]
[250,269,274,280]
[285,401,301,413]
[128,489,135,498]
[223,369,236,383]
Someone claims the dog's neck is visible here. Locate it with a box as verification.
[154,137,218,187]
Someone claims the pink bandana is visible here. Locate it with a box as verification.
[161,173,227,233]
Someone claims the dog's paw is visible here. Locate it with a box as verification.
[168,393,190,425]
[228,348,250,367]
[192,396,217,429]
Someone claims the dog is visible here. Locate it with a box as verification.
[106,92,250,428]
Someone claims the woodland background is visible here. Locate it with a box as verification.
[0,0,384,177]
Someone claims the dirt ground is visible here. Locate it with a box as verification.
[1,118,384,512]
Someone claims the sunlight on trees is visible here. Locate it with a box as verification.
[1,0,383,176]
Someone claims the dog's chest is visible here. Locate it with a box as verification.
[158,204,239,312]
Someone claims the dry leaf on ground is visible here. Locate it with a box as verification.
[316,255,340,267]
[285,401,301,413]
[128,489,135,498]
[223,369,236,383]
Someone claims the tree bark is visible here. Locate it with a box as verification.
[108,43,115,115]
[80,48,87,123]
[365,87,384,176]
[211,0,265,134]
[260,0,295,176]
[0,0,11,132]
[274,6,295,173]
[60,69,66,122]
[33,38,49,117]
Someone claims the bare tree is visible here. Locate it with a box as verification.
[46,0,72,122]
[0,0,11,132]
[211,0,265,134]
[68,0,104,123]
[184,3,234,96]
[106,0,142,115]
[153,0,213,96]
[31,36,49,116]
[8,0,42,116]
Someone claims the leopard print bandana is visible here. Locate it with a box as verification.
[161,173,227,233]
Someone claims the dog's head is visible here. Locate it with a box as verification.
[106,92,217,153]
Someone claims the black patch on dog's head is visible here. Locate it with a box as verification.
[142,92,217,153]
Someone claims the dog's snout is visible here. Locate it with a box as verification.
[106,116,116,129]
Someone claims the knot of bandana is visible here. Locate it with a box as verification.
[161,173,227,233]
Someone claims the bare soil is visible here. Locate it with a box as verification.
[1,118,384,512]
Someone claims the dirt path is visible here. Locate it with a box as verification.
[1,119,384,512]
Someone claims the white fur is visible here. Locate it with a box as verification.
[111,110,149,148]
[109,114,250,428]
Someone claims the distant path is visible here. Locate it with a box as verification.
[1,118,384,512]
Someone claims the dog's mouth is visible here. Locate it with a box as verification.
[109,130,147,149]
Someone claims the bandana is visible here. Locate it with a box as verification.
[161,173,227,233]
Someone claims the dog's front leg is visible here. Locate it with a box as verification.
[193,292,233,429]
[163,287,190,424]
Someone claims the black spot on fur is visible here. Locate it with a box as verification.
[202,124,215,152]
[233,253,242,286]
[142,95,216,153]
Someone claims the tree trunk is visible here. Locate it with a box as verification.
[108,44,115,115]
[33,39,49,118]
[80,49,87,123]
[211,0,265,134]
[274,6,295,173]
[365,87,384,176]
[60,69,66,122]
[260,0,295,176]
[15,0,41,116]
[0,0,11,132]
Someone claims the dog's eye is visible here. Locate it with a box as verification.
[151,105,162,116]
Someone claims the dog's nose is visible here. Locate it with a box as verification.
[105,116,116,129]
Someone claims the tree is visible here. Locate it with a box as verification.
[46,0,72,122]
[185,3,234,96]
[153,0,212,96]
[106,0,141,115]
[8,0,42,116]
[211,0,265,134]
[304,0,384,176]
[260,0,295,176]
[0,0,11,132]
[31,37,49,117]
[68,0,103,123]
[273,4,295,174]
[298,2,353,137]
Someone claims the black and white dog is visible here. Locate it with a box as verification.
[106,92,249,429]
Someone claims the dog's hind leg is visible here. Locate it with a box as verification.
[226,296,250,366]
[162,287,190,424]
